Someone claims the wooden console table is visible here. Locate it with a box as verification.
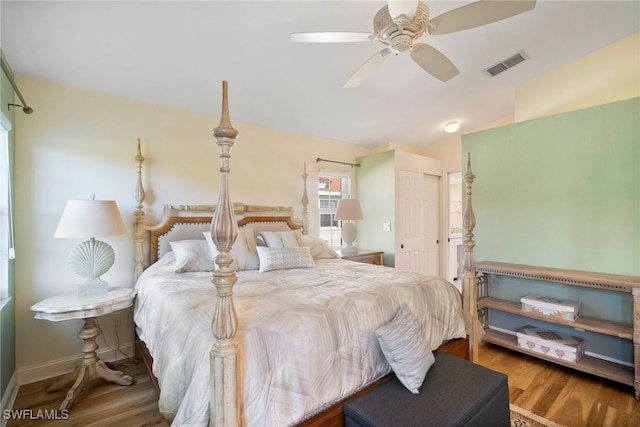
[475,261,640,400]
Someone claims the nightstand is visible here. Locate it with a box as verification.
[337,249,384,265]
[30,287,136,410]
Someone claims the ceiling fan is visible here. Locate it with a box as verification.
[291,0,536,88]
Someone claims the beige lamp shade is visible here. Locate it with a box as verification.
[335,199,363,221]
[55,199,126,238]
[54,198,126,296]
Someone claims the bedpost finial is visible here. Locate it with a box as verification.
[135,138,145,162]
[213,80,239,140]
[465,152,475,181]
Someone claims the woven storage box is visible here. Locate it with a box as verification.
[516,326,584,362]
[520,294,581,321]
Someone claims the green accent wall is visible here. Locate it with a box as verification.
[462,97,639,276]
[0,49,16,399]
[461,97,639,364]
[356,150,396,266]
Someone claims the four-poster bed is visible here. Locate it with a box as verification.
[132,81,479,426]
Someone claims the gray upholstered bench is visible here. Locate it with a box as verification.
[344,353,510,427]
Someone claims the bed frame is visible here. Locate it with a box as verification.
[132,81,479,427]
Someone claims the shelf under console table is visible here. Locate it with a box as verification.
[475,261,640,400]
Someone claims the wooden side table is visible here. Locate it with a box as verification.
[30,287,137,410]
[337,249,384,265]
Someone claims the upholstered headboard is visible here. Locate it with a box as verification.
[144,203,303,265]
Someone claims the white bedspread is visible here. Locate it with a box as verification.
[134,254,466,426]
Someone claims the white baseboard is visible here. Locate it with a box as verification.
[16,342,135,386]
[0,371,18,427]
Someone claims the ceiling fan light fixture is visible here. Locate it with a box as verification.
[388,0,419,22]
[444,120,460,133]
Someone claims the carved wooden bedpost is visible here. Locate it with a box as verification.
[301,162,309,234]
[134,139,146,282]
[462,153,479,362]
[209,81,240,427]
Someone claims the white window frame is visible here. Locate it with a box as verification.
[318,169,354,248]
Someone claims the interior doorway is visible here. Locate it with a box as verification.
[447,172,462,290]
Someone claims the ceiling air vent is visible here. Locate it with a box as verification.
[483,51,528,77]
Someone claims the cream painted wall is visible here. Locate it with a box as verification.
[515,32,640,122]
[369,142,425,156]
[13,76,368,383]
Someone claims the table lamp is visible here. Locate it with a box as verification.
[54,195,126,296]
[335,198,363,253]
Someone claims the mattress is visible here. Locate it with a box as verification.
[134,253,467,426]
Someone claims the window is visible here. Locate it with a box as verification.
[318,172,352,247]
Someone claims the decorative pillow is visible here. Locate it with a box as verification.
[298,235,340,260]
[256,246,315,273]
[375,304,435,394]
[260,230,302,248]
[203,228,260,271]
[170,239,216,273]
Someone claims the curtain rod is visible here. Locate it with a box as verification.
[316,157,360,167]
[0,57,33,114]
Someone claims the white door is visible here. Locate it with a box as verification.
[397,170,440,275]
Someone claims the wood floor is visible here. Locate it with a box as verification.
[6,342,640,426]
[6,359,168,427]
[479,343,640,427]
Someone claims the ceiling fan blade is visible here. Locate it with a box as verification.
[344,48,392,88]
[388,0,419,22]
[428,0,536,35]
[410,43,459,82]
[290,32,373,43]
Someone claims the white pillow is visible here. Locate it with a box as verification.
[169,239,215,273]
[298,235,340,260]
[261,230,302,248]
[256,246,315,273]
[203,228,260,271]
[375,304,435,394]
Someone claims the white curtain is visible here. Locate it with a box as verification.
[0,110,14,301]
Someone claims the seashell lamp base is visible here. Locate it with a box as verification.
[78,279,109,296]
[68,237,115,296]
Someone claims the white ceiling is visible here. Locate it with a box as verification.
[1,1,638,149]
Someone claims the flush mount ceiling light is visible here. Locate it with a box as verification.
[444,120,460,133]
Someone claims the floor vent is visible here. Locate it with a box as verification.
[483,51,528,77]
